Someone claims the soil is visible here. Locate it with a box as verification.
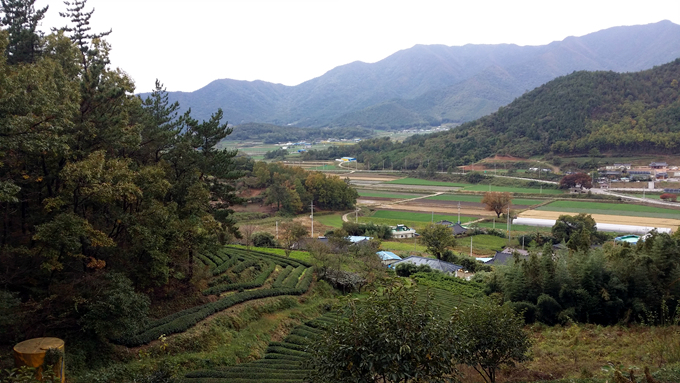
[518,210,680,229]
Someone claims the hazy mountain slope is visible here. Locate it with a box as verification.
[157,21,680,128]
[302,58,680,167]
[335,21,680,128]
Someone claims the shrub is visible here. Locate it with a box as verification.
[203,262,276,295]
[395,262,432,277]
[272,265,294,288]
[252,232,277,248]
[510,301,538,324]
[660,193,678,202]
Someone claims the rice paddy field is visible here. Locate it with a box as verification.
[426,194,547,205]
[385,177,564,194]
[537,200,680,219]
[385,178,467,187]
[357,190,426,199]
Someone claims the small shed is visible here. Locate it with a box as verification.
[347,236,372,244]
[376,251,402,266]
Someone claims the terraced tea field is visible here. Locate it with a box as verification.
[114,247,314,347]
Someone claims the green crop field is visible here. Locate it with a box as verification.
[466,234,508,251]
[358,190,426,199]
[476,221,552,233]
[315,213,344,228]
[462,184,564,194]
[426,194,547,205]
[386,178,467,187]
[372,210,475,223]
[537,200,680,219]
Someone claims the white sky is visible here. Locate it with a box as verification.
[36,0,680,93]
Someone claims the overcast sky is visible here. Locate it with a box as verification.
[36,0,680,93]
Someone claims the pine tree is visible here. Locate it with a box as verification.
[0,0,48,64]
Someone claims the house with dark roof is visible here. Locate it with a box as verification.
[485,248,529,265]
[650,162,668,169]
[392,256,462,274]
[436,220,454,226]
[452,223,468,235]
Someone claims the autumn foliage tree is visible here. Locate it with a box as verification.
[481,192,512,218]
[559,172,592,189]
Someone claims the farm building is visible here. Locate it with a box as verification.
[376,251,402,266]
[485,248,529,265]
[392,256,462,274]
[391,224,416,238]
[452,223,468,235]
[348,236,372,244]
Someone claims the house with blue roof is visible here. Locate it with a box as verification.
[376,251,402,266]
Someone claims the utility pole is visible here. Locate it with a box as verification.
[355,208,358,223]
[506,204,510,247]
[276,220,279,240]
[383,160,385,171]
[431,211,434,223]
[470,237,473,257]
[310,202,314,238]
[457,202,461,224]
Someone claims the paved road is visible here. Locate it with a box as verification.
[590,188,680,207]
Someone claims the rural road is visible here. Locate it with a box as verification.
[591,188,680,207]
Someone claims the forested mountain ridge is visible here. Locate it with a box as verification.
[154,21,680,128]
[301,58,680,167]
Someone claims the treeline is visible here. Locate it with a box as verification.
[302,59,680,166]
[228,122,374,143]
[241,161,358,214]
[485,231,680,326]
[0,0,241,367]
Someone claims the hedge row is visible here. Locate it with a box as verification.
[204,252,224,266]
[268,342,307,352]
[264,346,308,358]
[225,247,312,268]
[183,312,338,383]
[196,254,217,269]
[272,266,294,288]
[282,266,306,289]
[295,269,313,290]
[232,258,259,274]
[116,286,309,346]
[203,262,276,295]
[211,255,242,276]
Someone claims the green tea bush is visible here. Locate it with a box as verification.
[212,256,243,277]
[195,254,216,269]
[232,259,259,273]
[282,266,306,288]
[203,262,276,295]
[272,266,294,288]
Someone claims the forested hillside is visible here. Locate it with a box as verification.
[157,21,680,128]
[0,1,348,374]
[303,58,680,167]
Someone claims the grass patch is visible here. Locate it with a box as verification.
[538,200,680,219]
[315,213,344,229]
[476,221,553,233]
[466,234,508,252]
[386,177,467,187]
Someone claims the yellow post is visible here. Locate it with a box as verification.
[13,337,65,382]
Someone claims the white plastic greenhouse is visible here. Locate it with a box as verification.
[513,218,672,235]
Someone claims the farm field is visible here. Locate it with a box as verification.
[427,194,547,205]
[538,200,680,219]
[372,210,475,224]
[476,221,553,233]
[386,177,467,187]
[462,184,564,194]
[315,213,344,229]
[357,190,426,199]
[520,210,680,230]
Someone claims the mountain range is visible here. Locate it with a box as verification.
[154,20,680,129]
[300,57,680,167]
